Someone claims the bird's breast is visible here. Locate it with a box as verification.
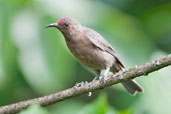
[66,37,94,60]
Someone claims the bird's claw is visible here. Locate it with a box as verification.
[101,74,107,83]
[103,77,107,83]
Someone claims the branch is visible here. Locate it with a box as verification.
[0,54,171,114]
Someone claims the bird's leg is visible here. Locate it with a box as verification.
[92,74,99,81]
[92,70,101,81]
[102,68,110,82]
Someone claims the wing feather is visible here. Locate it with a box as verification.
[83,27,124,68]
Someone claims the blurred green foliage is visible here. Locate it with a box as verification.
[78,93,108,114]
[0,0,171,114]
[19,104,49,114]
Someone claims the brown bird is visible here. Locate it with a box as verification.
[45,17,144,95]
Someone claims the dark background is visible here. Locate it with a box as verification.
[0,0,171,114]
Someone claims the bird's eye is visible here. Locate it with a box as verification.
[64,23,69,27]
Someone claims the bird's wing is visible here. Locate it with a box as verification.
[83,27,124,68]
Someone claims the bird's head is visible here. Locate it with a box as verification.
[46,17,81,35]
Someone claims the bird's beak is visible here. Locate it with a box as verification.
[45,23,58,28]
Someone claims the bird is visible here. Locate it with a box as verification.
[45,17,144,95]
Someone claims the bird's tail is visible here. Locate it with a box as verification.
[122,79,144,96]
[111,63,143,95]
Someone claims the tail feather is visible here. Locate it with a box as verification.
[111,64,144,95]
[122,79,144,96]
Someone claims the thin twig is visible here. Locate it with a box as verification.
[0,54,171,114]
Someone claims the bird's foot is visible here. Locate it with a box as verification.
[101,74,108,83]
[101,68,110,83]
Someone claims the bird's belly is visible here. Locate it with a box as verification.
[68,44,114,70]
